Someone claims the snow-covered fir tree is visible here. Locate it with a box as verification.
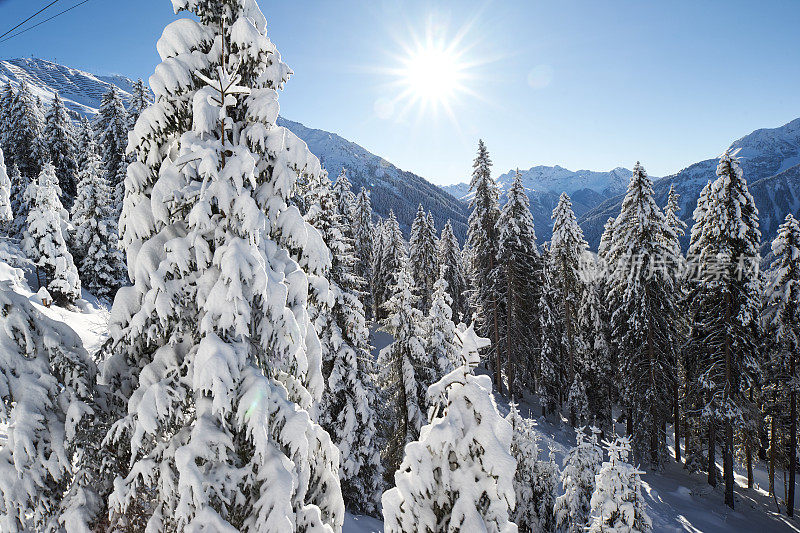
[410,204,439,313]
[22,163,80,305]
[352,186,375,320]
[764,213,800,515]
[375,210,406,321]
[607,162,680,467]
[549,193,588,417]
[332,169,355,226]
[0,287,107,531]
[0,84,13,159]
[306,175,385,517]
[382,325,518,533]
[377,261,431,476]
[71,137,125,300]
[577,279,614,431]
[566,375,590,426]
[426,269,459,377]
[95,86,129,220]
[686,150,761,507]
[497,170,539,395]
[467,139,504,393]
[439,219,468,324]
[538,243,565,415]
[555,426,604,533]
[587,437,652,533]
[4,80,45,179]
[127,78,150,126]
[43,92,78,206]
[7,162,28,238]
[507,403,558,533]
[104,2,344,529]
[0,149,12,232]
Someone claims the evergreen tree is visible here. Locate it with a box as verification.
[43,92,77,206]
[567,375,590,426]
[377,262,431,476]
[375,210,406,321]
[587,437,651,533]
[577,279,614,431]
[22,163,81,305]
[0,288,107,531]
[549,193,588,414]
[497,170,539,395]
[74,116,94,177]
[467,139,504,394]
[332,169,356,226]
[104,3,344,529]
[686,150,761,507]
[8,163,28,238]
[352,187,375,321]
[438,219,468,324]
[0,84,13,159]
[5,80,45,178]
[538,244,565,415]
[555,426,604,533]
[410,204,439,313]
[0,149,12,231]
[764,213,800,516]
[382,326,518,533]
[72,138,125,300]
[426,270,459,377]
[607,162,679,467]
[127,78,150,126]
[95,87,129,221]
[507,403,558,533]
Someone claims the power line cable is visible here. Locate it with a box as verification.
[0,0,61,40]
[0,0,92,44]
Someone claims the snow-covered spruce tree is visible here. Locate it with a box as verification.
[8,163,28,238]
[467,139,504,393]
[577,279,613,432]
[0,284,105,531]
[764,213,800,516]
[426,269,459,377]
[566,375,590,426]
[5,80,45,179]
[507,403,558,533]
[439,219,468,324]
[555,426,603,533]
[663,183,688,463]
[352,186,375,321]
[127,78,150,127]
[95,86,129,221]
[104,3,344,530]
[74,116,94,174]
[375,210,406,321]
[0,149,12,232]
[44,92,78,206]
[686,150,761,508]
[538,244,565,416]
[549,193,588,418]
[497,170,539,396]
[71,137,125,300]
[410,204,439,313]
[382,325,518,533]
[377,261,431,476]
[0,84,13,159]
[332,169,355,227]
[607,162,679,468]
[587,437,651,533]
[22,163,80,305]
[305,176,385,517]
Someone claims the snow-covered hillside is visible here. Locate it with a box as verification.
[0,57,468,239]
[580,117,800,251]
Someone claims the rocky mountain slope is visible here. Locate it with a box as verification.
[0,58,468,238]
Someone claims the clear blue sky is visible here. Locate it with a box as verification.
[1,0,799,185]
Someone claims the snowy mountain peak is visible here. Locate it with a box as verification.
[0,57,138,116]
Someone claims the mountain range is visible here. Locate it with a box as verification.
[0,58,468,238]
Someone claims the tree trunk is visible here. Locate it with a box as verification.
[770,413,776,497]
[675,379,682,463]
[489,255,503,396]
[789,352,796,517]
[505,266,515,397]
[724,419,735,509]
[746,443,753,489]
[648,313,658,466]
[708,419,717,487]
[627,410,633,437]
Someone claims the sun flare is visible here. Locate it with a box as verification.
[402,44,466,106]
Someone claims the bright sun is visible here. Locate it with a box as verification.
[402,45,465,106]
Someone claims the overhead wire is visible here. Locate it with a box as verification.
[0,0,61,40]
[0,0,93,44]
